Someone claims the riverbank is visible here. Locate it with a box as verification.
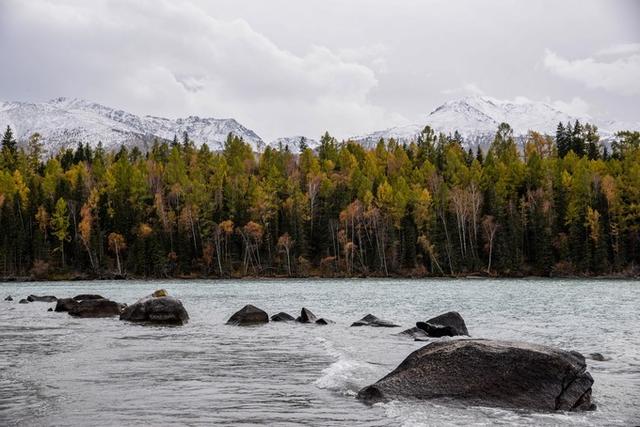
[2,269,639,282]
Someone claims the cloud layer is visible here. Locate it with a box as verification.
[544,48,640,96]
[0,0,406,140]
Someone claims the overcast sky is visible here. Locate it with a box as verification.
[0,0,638,141]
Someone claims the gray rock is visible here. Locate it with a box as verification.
[120,293,189,325]
[55,298,79,312]
[47,308,53,312]
[72,294,105,301]
[589,352,607,361]
[417,311,469,337]
[398,326,430,339]
[4,295,13,301]
[270,312,295,322]
[18,299,29,304]
[69,299,124,318]
[315,318,334,325]
[226,304,269,325]
[416,321,459,337]
[27,295,57,303]
[357,339,595,411]
[296,307,317,323]
[351,314,400,328]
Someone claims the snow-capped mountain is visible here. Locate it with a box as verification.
[1,95,637,155]
[0,97,264,153]
[267,136,319,154]
[353,96,638,149]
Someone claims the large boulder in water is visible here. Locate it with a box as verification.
[27,295,57,303]
[416,311,469,337]
[357,339,595,411]
[227,305,269,325]
[120,291,189,325]
[296,307,317,323]
[271,312,295,322]
[68,299,124,318]
[351,314,400,328]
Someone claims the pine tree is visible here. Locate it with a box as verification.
[556,122,569,158]
[1,126,18,169]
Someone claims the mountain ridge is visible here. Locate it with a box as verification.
[1,96,637,154]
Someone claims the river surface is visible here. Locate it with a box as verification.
[0,278,638,426]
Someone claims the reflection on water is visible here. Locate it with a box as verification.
[0,278,639,426]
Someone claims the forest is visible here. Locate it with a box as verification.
[1,121,639,280]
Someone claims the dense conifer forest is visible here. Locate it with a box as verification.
[1,122,639,279]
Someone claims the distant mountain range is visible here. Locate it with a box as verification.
[1,96,637,154]
[352,96,639,149]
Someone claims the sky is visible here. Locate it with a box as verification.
[0,0,638,141]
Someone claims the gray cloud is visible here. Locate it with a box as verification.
[0,0,638,140]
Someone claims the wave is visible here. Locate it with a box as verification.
[313,337,376,396]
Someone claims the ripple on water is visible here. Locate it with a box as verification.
[0,278,639,426]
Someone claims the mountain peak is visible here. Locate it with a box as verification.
[0,98,264,153]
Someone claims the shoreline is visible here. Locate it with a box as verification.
[2,272,639,283]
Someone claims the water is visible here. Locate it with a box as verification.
[0,278,638,426]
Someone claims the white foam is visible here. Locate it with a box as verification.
[314,337,376,396]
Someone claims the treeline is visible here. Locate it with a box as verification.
[1,121,640,279]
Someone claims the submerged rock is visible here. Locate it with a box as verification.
[27,295,57,303]
[47,308,53,312]
[351,314,400,328]
[357,339,595,411]
[270,312,295,322]
[18,299,29,304]
[72,294,105,301]
[120,291,189,325]
[69,299,124,318]
[397,326,429,339]
[589,353,607,361]
[315,318,334,325]
[55,298,79,312]
[416,311,469,337]
[227,304,269,325]
[4,295,13,301]
[296,307,317,323]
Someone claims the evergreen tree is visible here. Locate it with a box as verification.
[1,126,18,169]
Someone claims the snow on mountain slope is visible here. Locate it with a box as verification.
[353,96,638,149]
[267,136,319,153]
[1,96,637,155]
[0,97,264,153]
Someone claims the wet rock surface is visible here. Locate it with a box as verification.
[357,339,595,411]
[226,304,269,325]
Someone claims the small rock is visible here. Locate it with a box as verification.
[69,299,124,318]
[315,318,334,325]
[416,321,459,338]
[47,308,53,312]
[4,296,13,301]
[152,289,168,297]
[351,314,400,328]
[271,312,295,322]
[18,299,29,304]
[226,304,269,325]
[72,294,105,301]
[120,291,189,325]
[296,307,317,323]
[55,298,79,312]
[589,353,606,361]
[27,295,57,303]
[416,311,469,337]
[398,326,429,339]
